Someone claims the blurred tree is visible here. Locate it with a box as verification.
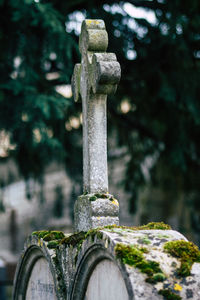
[0,0,199,237]
[53,185,64,218]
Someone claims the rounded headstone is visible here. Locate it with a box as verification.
[84,259,129,300]
[13,235,65,300]
[13,226,200,300]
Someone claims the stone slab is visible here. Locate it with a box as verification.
[26,257,56,300]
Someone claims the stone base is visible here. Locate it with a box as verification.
[74,194,119,232]
[13,226,200,300]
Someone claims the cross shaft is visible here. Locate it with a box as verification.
[72,19,121,194]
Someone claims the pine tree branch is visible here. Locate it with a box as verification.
[109,107,159,142]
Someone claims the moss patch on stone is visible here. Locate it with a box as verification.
[32,230,65,241]
[61,231,86,248]
[158,289,181,300]
[43,231,65,241]
[104,222,171,231]
[32,230,51,238]
[115,243,165,284]
[135,222,171,230]
[47,240,60,249]
[89,195,97,201]
[52,256,66,295]
[32,230,65,249]
[89,193,116,202]
[164,240,200,277]
[60,229,103,249]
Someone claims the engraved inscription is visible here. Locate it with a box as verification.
[30,280,54,297]
[26,257,56,300]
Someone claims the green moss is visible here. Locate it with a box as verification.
[94,193,108,199]
[89,196,97,201]
[115,243,165,283]
[61,231,86,247]
[32,230,50,238]
[43,231,65,241]
[104,222,171,231]
[146,272,166,284]
[137,222,171,230]
[158,289,181,300]
[52,256,66,295]
[164,240,200,277]
[85,228,103,241]
[88,193,115,201]
[32,230,65,241]
[47,240,60,249]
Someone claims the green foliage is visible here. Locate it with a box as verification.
[0,0,80,179]
[164,240,200,276]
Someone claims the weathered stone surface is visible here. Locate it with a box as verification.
[71,19,121,231]
[13,234,67,300]
[74,194,119,232]
[71,19,121,196]
[13,227,200,300]
[26,258,56,300]
[85,259,129,300]
[79,20,108,53]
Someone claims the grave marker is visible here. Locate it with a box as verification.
[13,19,200,300]
[72,19,121,232]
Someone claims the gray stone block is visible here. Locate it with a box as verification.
[74,194,119,232]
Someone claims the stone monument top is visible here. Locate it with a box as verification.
[72,19,121,232]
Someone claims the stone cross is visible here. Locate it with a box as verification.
[72,19,121,231]
[72,19,121,194]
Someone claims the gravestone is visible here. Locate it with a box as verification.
[13,19,200,300]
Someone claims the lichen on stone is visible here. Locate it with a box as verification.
[163,240,200,276]
[137,237,151,245]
